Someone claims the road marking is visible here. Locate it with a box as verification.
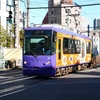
[0,88,25,98]
[0,85,24,94]
[0,79,46,98]
[45,81,100,85]
[0,76,33,85]
[0,70,22,75]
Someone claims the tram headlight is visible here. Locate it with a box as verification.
[46,61,50,65]
[24,61,27,64]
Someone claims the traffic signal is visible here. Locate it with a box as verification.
[9,11,12,24]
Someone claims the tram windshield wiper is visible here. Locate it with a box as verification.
[26,42,37,57]
[29,48,37,58]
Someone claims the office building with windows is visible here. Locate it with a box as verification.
[43,0,89,33]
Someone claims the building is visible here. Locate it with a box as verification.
[0,0,25,32]
[81,30,100,56]
[19,9,27,30]
[93,18,100,55]
[42,13,48,24]
[0,0,7,29]
[42,0,89,33]
[94,18,100,30]
[89,30,100,56]
[0,0,26,48]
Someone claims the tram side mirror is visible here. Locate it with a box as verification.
[53,36,57,42]
[53,31,57,42]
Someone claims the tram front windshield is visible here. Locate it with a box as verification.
[24,30,55,55]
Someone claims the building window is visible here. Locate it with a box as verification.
[65,9,71,13]
[20,11,22,14]
[51,21,53,23]
[65,18,69,23]
[51,10,53,14]
[97,38,98,42]
[93,33,95,36]
[51,1,53,6]
[20,19,23,23]
[78,21,80,25]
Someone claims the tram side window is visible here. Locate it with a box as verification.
[68,39,73,54]
[86,42,91,54]
[74,40,81,54]
[63,38,68,54]
[58,39,61,59]
[63,38,81,54]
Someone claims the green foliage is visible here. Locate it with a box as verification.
[9,24,15,47]
[0,25,11,48]
[19,29,24,48]
[0,25,24,48]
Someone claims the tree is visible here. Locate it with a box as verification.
[19,29,24,48]
[0,25,11,47]
[8,24,15,47]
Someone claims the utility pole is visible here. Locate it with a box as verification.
[87,24,90,37]
[23,12,26,29]
[27,0,30,27]
[14,0,19,48]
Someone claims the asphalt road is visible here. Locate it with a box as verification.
[0,67,100,100]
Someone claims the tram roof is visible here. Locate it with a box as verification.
[25,26,91,40]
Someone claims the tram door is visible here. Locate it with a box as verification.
[81,39,86,59]
[56,37,62,66]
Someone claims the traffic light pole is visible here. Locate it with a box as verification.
[14,0,19,48]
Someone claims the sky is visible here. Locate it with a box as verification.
[20,0,100,28]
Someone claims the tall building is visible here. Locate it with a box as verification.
[0,0,7,29]
[42,0,89,33]
[94,18,100,30]
[92,18,100,55]
[0,0,25,31]
[0,0,25,48]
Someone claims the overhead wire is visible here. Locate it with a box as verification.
[29,1,90,32]
[27,1,90,32]
[29,0,48,24]
[21,0,99,31]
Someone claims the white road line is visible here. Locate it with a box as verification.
[0,85,24,94]
[0,88,25,98]
[0,70,22,75]
[0,76,32,85]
